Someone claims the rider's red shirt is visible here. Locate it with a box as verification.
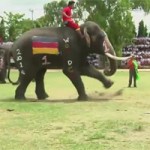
[62,6,80,30]
[62,6,73,22]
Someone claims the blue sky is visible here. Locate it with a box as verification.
[0,0,150,32]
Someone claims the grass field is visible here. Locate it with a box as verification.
[0,70,150,150]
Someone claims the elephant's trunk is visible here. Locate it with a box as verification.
[104,55,117,76]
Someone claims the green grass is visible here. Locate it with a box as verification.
[0,70,150,150]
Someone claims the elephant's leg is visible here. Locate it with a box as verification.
[15,77,32,100]
[0,70,6,83]
[63,69,88,100]
[35,68,48,100]
[80,65,114,88]
[15,69,36,100]
[0,58,6,83]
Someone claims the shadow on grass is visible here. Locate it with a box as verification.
[0,88,125,103]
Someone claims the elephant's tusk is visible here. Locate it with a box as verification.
[105,52,131,61]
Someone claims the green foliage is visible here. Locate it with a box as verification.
[79,0,108,27]
[35,17,46,27]
[108,1,136,56]
[131,0,150,13]
[0,17,6,41]
[43,1,66,27]
[3,12,25,41]
[0,12,36,41]
[20,19,35,33]
[137,20,148,37]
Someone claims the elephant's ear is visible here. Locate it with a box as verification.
[83,28,90,47]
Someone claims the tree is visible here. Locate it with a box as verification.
[3,12,25,41]
[106,0,136,56]
[36,16,47,27]
[1,12,36,41]
[43,1,66,27]
[137,20,148,37]
[43,0,85,27]
[20,19,36,33]
[131,0,150,13]
[0,17,6,41]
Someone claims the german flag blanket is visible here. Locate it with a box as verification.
[32,36,59,55]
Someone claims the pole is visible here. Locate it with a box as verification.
[29,9,34,21]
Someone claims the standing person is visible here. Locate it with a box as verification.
[62,0,84,39]
[127,55,140,87]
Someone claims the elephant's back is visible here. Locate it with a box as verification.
[12,27,59,54]
[11,26,79,70]
[13,27,76,46]
[12,26,78,54]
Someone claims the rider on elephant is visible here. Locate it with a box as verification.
[62,0,85,39]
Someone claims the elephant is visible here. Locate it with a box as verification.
[4,21,130,100]
[0,48,7,83]
[0,43,13,83]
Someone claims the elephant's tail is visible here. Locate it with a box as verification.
[7,50,20,85]
[7,66,20,85]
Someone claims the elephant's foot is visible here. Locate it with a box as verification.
[104,80,114,89]
[15,94,26,100]
[78,94,88,101]
[15,89,26,100]
[37,93,49,100]
[0,80,6,84]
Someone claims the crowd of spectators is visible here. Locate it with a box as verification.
[87,54,101,68]
[122,37,150,68]
[88,37,150,69]
[87,54,105,69]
